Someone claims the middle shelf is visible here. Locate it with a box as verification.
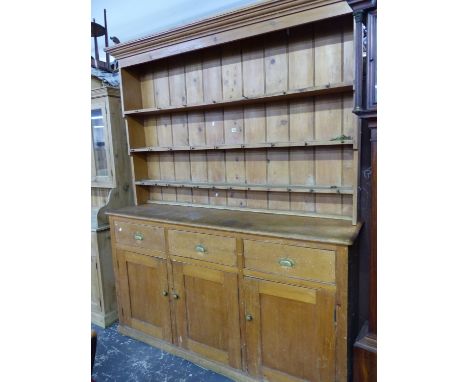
[129,137,354,153]
[126,92,358,153]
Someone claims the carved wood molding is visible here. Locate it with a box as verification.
[91,86,120,99]
[106,0,352,67]
[346,0,376,12]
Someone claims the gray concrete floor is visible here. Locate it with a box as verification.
[92,323,233,382]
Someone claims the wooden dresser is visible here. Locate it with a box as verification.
[91,76,133,327]
[106,0,361,380]
[108,204,360,382]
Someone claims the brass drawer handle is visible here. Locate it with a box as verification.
[134,232,144,241]
[195,244,206,253]
[278,258,295,268]
[245,314,253,321]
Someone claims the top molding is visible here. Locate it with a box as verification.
[91,85,121,99]
[345,0,376,12]
[106,0,352,68]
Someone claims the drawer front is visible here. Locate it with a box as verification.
[243,240,335,283]
[168,230,237,266]
[113,220,165,252]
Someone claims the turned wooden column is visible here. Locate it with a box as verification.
[353,10,365,113]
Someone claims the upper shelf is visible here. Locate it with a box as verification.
[124,82,354,117]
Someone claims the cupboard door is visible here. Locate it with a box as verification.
[117,250,172,342]
[91,100,113,186]
[172,261,241,369]
[243,277,336,382]
[91,232,103,314]
[91,254,102,314]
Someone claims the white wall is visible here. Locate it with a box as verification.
[91,0,262,61]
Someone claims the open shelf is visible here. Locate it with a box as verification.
[135,179,353,195]
[129,137,354,153]
[124,82,353,116]
[121,16,359,223]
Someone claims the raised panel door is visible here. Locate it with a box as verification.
[117,250,172,342]
[172,261,241,369]
[243,277,336,382]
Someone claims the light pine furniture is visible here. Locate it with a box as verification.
[109,205,360,382]
[91,76,133,327]
[106,0,361,380]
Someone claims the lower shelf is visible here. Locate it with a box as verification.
[119,324,256,382]
[135,179,353,195]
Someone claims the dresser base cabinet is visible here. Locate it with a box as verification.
[108,205,360,382]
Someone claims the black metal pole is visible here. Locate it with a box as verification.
[104,9,110,71]
[93,18,100,66]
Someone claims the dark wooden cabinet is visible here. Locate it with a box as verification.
[117,250,172,342]
[366,10,377,110]
[346,1,377,381]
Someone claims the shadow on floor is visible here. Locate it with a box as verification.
[92,323,233,382]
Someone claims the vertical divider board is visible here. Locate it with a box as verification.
[122,15,358,223]
[131,154,149,204]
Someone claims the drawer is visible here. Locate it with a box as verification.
[168,230,237,266]
[243,240,335,283]
[113,220,165,252]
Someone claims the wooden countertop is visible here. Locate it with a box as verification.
[107,204,361,246]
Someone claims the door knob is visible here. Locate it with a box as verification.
[245,314,253,321]
[162,290,168,297]
[172,293,179,300]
